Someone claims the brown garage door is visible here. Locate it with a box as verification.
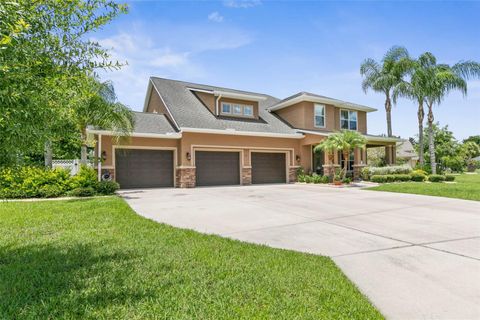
[115,149,174,189]
[195,151,240,186]
[252,152,286,184]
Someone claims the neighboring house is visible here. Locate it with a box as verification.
[396,139,419,168]
[88,77,399,188]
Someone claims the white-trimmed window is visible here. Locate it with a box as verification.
[340,110,358,130]
[233,104,242,115]
[222,103,231,114]
[244,105,253,116]
[221,102,255,117]
[314,104,325,128]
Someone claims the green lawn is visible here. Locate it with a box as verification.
[0,197,382,319]
[367,172,480,201]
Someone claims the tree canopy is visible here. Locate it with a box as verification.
[0,0,128,166]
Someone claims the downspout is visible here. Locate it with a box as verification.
[97,134,102,181]
[216,94,222,116]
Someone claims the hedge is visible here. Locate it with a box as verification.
[428,174,446,182]
[0,166,119,199]
[361,165,412,180]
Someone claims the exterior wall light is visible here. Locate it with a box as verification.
[101,151,107,161]
[186,152,191,161]
[296,155,301,163]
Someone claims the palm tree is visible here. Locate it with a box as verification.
[314,130,366,180]
[393,53,432,167]
[73,77,134,164]
[313,138,337,180]
[360,46,410,137]
[398,54,480,173]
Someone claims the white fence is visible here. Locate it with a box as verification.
[52,159,93,176]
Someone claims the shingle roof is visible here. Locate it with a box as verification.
[132,111,177,134]
[150,77,297,135]
[268,91,377,112]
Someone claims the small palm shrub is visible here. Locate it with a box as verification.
[445,174,456,182]
[342,177,352,184]
[312,174,323,184]
[297,174,306,183]
[304,175,313,183]
[428,174,446,182]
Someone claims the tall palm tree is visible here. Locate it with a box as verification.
[397,54,480,173]
[360,46,410,137]
[314,130,366,180]
[73,77,134,164]
[393,53,433,167]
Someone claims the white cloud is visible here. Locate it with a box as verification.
[151,51,189,67]
[208,11,224,23]
[91,22,252,110]
[223,0,261,8]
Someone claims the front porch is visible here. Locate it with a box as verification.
[301,133,398,180]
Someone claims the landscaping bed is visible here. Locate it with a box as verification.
[0,197,383,319]
[367,172,479,201]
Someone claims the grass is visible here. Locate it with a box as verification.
[367,172,480,201]
[0,197,382,319]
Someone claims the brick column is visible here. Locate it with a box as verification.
[353,164,367,180]
[176,167,196,188]
[288,166,298,183]
[242,167,252,185]
[322,164,340,182]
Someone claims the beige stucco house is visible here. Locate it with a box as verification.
[88,77,399,188]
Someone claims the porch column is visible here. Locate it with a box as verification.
[97,134,102,181]
[353,147,367,180]
[322,148,340,182]
[385,145,395,165]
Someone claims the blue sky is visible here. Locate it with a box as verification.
[94,0,480,140]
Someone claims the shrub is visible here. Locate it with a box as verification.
[410,171,426,182]
[0,166,71,198]
[312,174,323,184]
[385,175,396,183]
[445,174,456,182]
[363,165,412,180]
[96,180,119,195]
[428,174,446,183]
[38,184,64,198]
[69,165,97,189]
[342,177,352,184]
[394,174,411,182]
[69,187,96,197]
[320,175,329,184]
[371,175,387,183]
[360,167,370,180]
[297,174,306,183]
[304,175,313,183]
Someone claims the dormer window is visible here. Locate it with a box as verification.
[341,110,358,130]
[221,102,254,118]
[222,103,232,114]
[314,104,325,128]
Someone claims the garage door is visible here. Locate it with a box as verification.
[115,149,174,189]
[195,151,240,186]
[252,152,286,184]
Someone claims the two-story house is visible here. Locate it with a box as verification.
[88,77,400,188]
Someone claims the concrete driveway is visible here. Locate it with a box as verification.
[119,184,480,320]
